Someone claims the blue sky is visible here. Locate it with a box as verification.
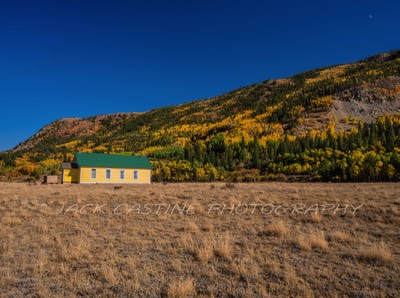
[0,0,399,151]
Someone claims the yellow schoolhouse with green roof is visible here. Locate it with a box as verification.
[61,152,152,184]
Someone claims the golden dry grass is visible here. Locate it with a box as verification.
[0,182,399,297]
[263,220,289,238]
[309,229,329,250]
[310,212,322,223]
[330,231,351,243]
[358,242,394,263]
[167,278,195,297]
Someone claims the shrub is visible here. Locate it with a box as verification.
[167,278,195,298]
[358,242,393,263]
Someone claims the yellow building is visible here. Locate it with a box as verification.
[61,152,152,184]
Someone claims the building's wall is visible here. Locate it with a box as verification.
[45,175,58,184]
[62,168,79,183]
[79,167,151,184]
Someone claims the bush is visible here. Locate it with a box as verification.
[29,169,40,181]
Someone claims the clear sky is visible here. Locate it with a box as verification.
[0,0,399,151]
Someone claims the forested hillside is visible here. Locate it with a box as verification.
[1,50,400,182]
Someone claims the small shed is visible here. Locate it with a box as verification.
[61,162,79,184]
[43,175,59,184]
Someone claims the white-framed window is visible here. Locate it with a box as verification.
[91,168,97,179]
[120,169,125,180]
[106,169,111,180]
[133,169,139,180]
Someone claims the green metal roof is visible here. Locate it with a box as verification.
[74,152,152,169]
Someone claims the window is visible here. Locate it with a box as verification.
[91,168,96,179]
[120,169,125,180]
[134,170,139,180]
[106,169,111,180]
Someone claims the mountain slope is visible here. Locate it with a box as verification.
[1,50,400,181]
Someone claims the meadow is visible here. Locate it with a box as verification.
[0,182,399,297]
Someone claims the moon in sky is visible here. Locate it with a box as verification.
[369,14,373,19]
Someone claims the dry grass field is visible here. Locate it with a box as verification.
[0,182,399,297]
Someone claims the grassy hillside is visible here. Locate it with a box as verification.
[1,50,400,181]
